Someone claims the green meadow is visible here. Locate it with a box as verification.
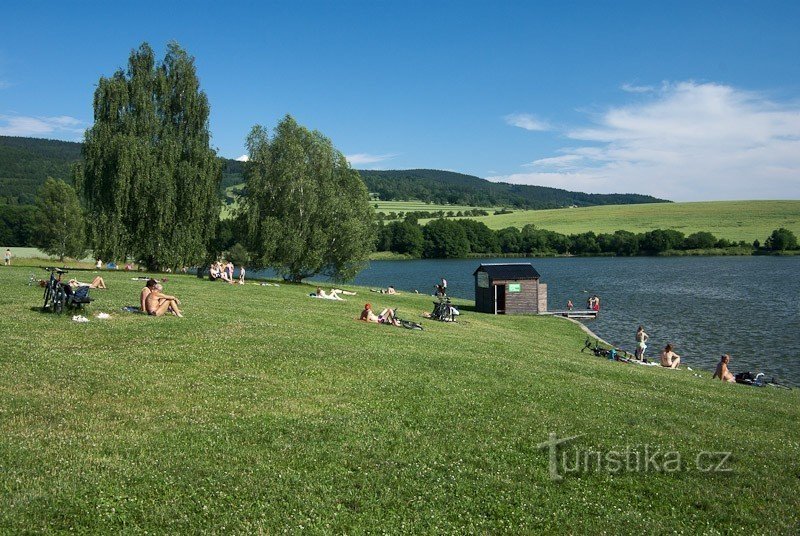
[448,200,800,242]
[372,200,495,214]
[0,266,798,533]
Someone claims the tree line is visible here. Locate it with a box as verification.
[375,218,799,259]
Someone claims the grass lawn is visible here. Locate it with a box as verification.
[1,267,798,533]
[440,200,800,243]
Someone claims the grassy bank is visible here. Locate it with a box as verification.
[0,267,798,533]
[426,200,800,242]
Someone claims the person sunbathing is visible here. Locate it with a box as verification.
[659,344,681,369]
[359,303,399,326]
[315,287,345,300]
[370,286,397,294]
[69,276,107,289]
[209,262,222,280]
[713,354,736,383]
[143,279,183,317]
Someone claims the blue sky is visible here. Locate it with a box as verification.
[1,1,799,201]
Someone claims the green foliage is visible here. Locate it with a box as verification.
[0,205,36,246]
[454,219,500,254]
[242,116,375,282]
[423,219,471,258]
[0,136,82,205]
[765,228,798,251]
[377,220,425,257]
[31,178,86,261]
[78,42,221,270]
[684,231,717,249]
[226,242,250,266]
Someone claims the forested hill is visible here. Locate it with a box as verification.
[0,136,82,205]
[1,136,668,208]
[0,136,245,205]
[359,169,669,209]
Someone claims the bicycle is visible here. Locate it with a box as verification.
[41,267,68,314]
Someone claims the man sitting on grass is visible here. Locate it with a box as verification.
[141,279,183,317]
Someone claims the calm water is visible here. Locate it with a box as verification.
[309,256,800,384]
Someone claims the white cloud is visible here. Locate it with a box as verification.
[345,153,397,165]
[621,83,655,94]
[489,82,800,200]
[0,114,85,138]
[0,80,11,90]
[235,154,249,162]
[504,113,549,131]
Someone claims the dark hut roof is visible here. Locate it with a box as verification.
[473,263,541,280]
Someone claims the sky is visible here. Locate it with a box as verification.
[1,0,799,201]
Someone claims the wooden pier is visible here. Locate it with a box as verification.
[541,309,598,320]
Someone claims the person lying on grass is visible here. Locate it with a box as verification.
[370,286,397,294]
[141,278,183,317]
[359,303,399,326]
[315,287,345,300]
[68,276,107,289]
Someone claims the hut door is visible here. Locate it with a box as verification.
[495,284,506,314]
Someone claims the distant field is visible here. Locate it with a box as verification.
[221,192,496,220]
[372,200,496,213]
[424,200,800,242]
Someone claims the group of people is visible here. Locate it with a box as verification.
[209,260,245,284]
[635,325,680,368]
[635,324,736,382]
[565,295,601,311]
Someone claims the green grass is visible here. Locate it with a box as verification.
[438,200,800,242]
[372,200,496,213]
[1,267,798,533]
[0,247,97,268]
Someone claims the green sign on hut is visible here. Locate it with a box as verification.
[473,263,548,315]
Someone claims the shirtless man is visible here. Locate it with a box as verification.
[143,279,183,317]
[359,303,399,326]
[659,344,681,369]
[713,354,736,383]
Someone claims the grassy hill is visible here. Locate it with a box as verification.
[0,266,798,532]
[435,200,800,243]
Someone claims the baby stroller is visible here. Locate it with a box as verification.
[430,297,460,322]
[41,267,93,313]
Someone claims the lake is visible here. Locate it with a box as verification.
[309,256,800,385]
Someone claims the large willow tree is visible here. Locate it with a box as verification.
[77,42,221,269]
[242,115,375,282]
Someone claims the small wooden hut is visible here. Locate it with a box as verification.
[473,263,547,315]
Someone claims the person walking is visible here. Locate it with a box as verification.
[3,248,11,266]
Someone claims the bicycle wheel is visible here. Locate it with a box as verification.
[42,283,53,312]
